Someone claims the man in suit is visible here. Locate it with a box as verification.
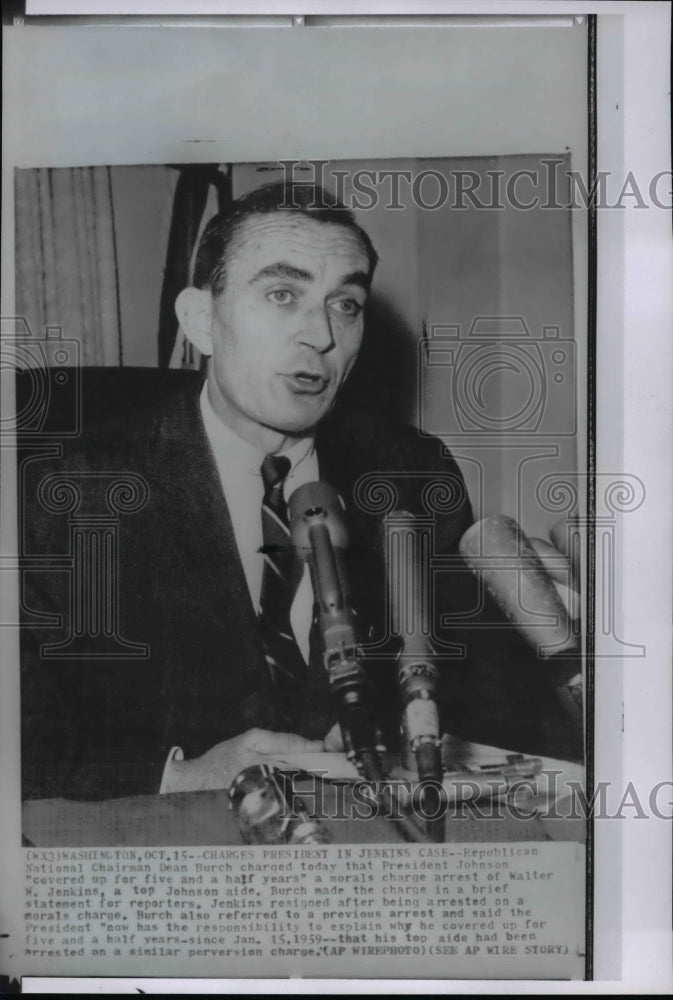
[20,181,581,802]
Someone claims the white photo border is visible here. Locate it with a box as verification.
[3,1,671,994]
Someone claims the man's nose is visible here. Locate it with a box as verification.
[295,305,334,352]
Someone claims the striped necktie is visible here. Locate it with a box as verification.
[259,454,308,731]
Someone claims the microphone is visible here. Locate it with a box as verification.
[229,763,331,845]
[288,482,383,766]
[383,512,443,775]
[384,510,445,841]
[458,515,583,727]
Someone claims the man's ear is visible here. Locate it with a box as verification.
[175,287,214,357]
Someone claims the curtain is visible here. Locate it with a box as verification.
[15,167,123,366]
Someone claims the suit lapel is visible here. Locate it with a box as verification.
[153,382,252,625]
[150,382,278,746]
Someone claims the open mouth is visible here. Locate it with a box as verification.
[284,370,329,395]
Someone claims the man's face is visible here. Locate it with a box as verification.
[206,212,371,447]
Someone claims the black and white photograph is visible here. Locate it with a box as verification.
[1,2,671,993]
[16,156,586,843]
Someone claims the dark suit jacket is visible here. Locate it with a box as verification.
[19,372,581,801]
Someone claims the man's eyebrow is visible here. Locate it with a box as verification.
[340,271,371,292]
[250,262,314,283]
[249,263,371,291]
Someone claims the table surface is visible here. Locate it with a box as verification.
[22,742,585,847]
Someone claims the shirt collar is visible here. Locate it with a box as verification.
[199,381,315,478]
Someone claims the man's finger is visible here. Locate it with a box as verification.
[529,537,574,584]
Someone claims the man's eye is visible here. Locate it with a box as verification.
[267,289,295,305]
[331,299,362,317]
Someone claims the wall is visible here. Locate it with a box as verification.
[416,155,577,536]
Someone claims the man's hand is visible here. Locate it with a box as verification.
[163,729,324,794]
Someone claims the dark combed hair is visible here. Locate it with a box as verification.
[193,180,379,294]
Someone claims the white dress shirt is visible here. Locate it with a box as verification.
[199,382,319,660]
